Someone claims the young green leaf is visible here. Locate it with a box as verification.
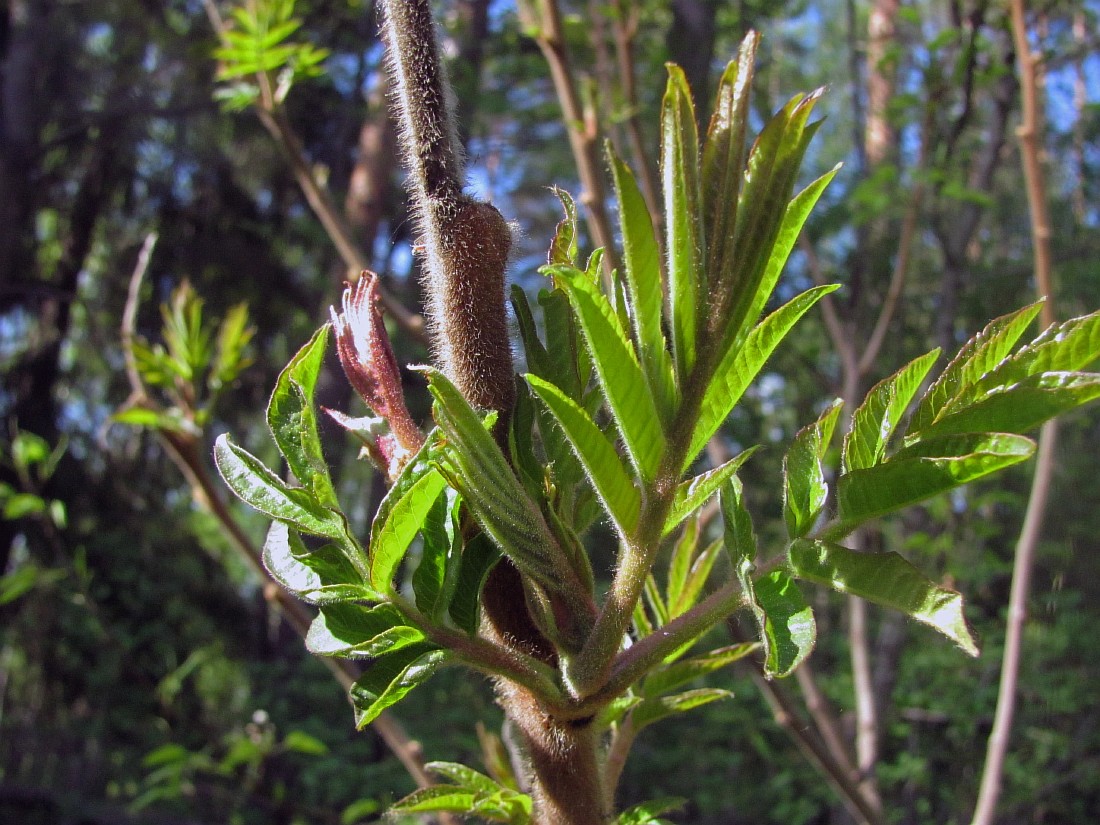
[688,284,839,470]
[306,603,425,659]
[661,64,704,382]
[789,539,978,656]
[664,447,758,536]
[909,302,1044,434]
[833,432,1035,535]
[666,515,700,614]
[548,186,580,266]
[981,309,1100,383]
[719,477,757,566]
[722,165,840,358]
[632,687,734,731]
[669,538,724,619]
[641,643,757,699]
[350,644,448,729]
[267,324,338,507]
[525,374,641,536]
[745,569,817,678]
[544,264,667,482]
[369,433,448,592]
[448,533,501,634]
[714,91,825,355]
[609,148,677,419]
[214,434,345,539]
[412,488,461,620]
[783,399,843,539]
[844,349,940,472]
[263,521,381,604]
[422,368,566,586]
[209,301,255,391]
[913,372,1100,440]
[615,797,686,825]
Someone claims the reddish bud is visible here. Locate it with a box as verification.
[330,273,423,459]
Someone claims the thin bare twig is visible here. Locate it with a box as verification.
[519,0,619,280]
[971,1,1058,820]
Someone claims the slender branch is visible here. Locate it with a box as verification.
[749,667,884,825]
[795,661,862,789]
[971,2,1058,820]
[609,0,661,227]
[520,0,620,279]
[201,0,426,344]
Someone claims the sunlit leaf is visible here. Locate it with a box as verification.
[214,435,344,539]
[661,64,703,382]
[833,432,1035,535]
[545,264,667,481]
[909,302,1044,434]
[789,539,978,656]
[267,324,338,507]
[369,433,447,592]
[609,148,677,419]
[263,521,381,604]
[914,372,1100,439]
[642,643,756,698]
[351,644,447,729]
[688,285,839,470]
[306,603,425,659]
[703,34,758,288]
[632,688,734,731]
[664,447,758,536]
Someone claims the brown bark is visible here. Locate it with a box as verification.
[865,0,900,166]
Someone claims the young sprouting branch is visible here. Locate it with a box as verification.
[118,237,445,804]
[972,2,1058,821]
[389,593,568,711]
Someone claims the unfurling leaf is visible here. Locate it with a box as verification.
[267,323,338,507]
[263,521,381,604]
[783,399,843,539]
[368,432,447,591]
[214,435,346,540]
[306,603,425,659]
[526,373,640,536]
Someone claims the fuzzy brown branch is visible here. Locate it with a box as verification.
[971,1,1058,820]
